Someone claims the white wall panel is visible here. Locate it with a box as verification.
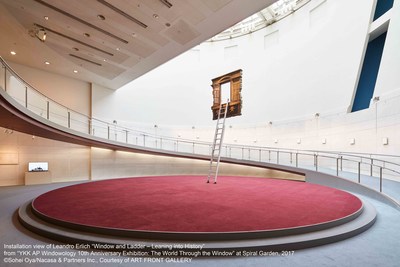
[92,0,375,126]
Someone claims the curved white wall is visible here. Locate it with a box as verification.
[93,0,375,125]
[91,0,400,155]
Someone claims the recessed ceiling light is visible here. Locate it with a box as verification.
[153,14,159,19]
[10,51,16,55]
[84,33,90,37]
[97,14,105,20]
[44,61,50,65]
[73,70,78,73]
[44,16,49,20]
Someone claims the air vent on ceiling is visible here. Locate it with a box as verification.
[160,0,173,8]
[97,0,148,28]
[69,54,102,66]
[33,0,128,44]
[34,23,114,56]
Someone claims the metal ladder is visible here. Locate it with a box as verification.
[207,100,229,184]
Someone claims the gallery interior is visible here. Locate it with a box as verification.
[0,0,399,266]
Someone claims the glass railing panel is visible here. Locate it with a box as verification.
[139,134,147,147]
[108,127,118,142]
[26,88,47,118]
[116,129,129,144]
[70,112,89,134]
[296,153,315,169]
[115,129,124,143]
[193,143,209,156]
[48,101,68,128]
[277,151,293,166]
[175,141,192,154]
[91,120,108,139]
[229,147,242,160]
[356,161,381,192]
[158,138,175,151]
[0,65,5,91]
[7,74,26,106]
[317,156,337,172]
[242,147,250,161]
[126,132,140,146]
[381,169,400,200]
[144,136,155,148]
[153,137,162,149]
[341,158,360,174]
[152,136,170,150]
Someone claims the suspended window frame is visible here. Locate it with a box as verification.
[211,69,242,120]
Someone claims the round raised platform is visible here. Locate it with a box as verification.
[19,176,377,251]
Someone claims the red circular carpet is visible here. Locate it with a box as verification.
[32,176,362,233]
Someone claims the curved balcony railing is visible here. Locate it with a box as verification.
[1,57,399,204]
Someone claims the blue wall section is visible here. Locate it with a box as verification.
[352,32,387,112]
[373,0,394,20]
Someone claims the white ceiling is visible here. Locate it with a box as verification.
[0,0,276,90]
